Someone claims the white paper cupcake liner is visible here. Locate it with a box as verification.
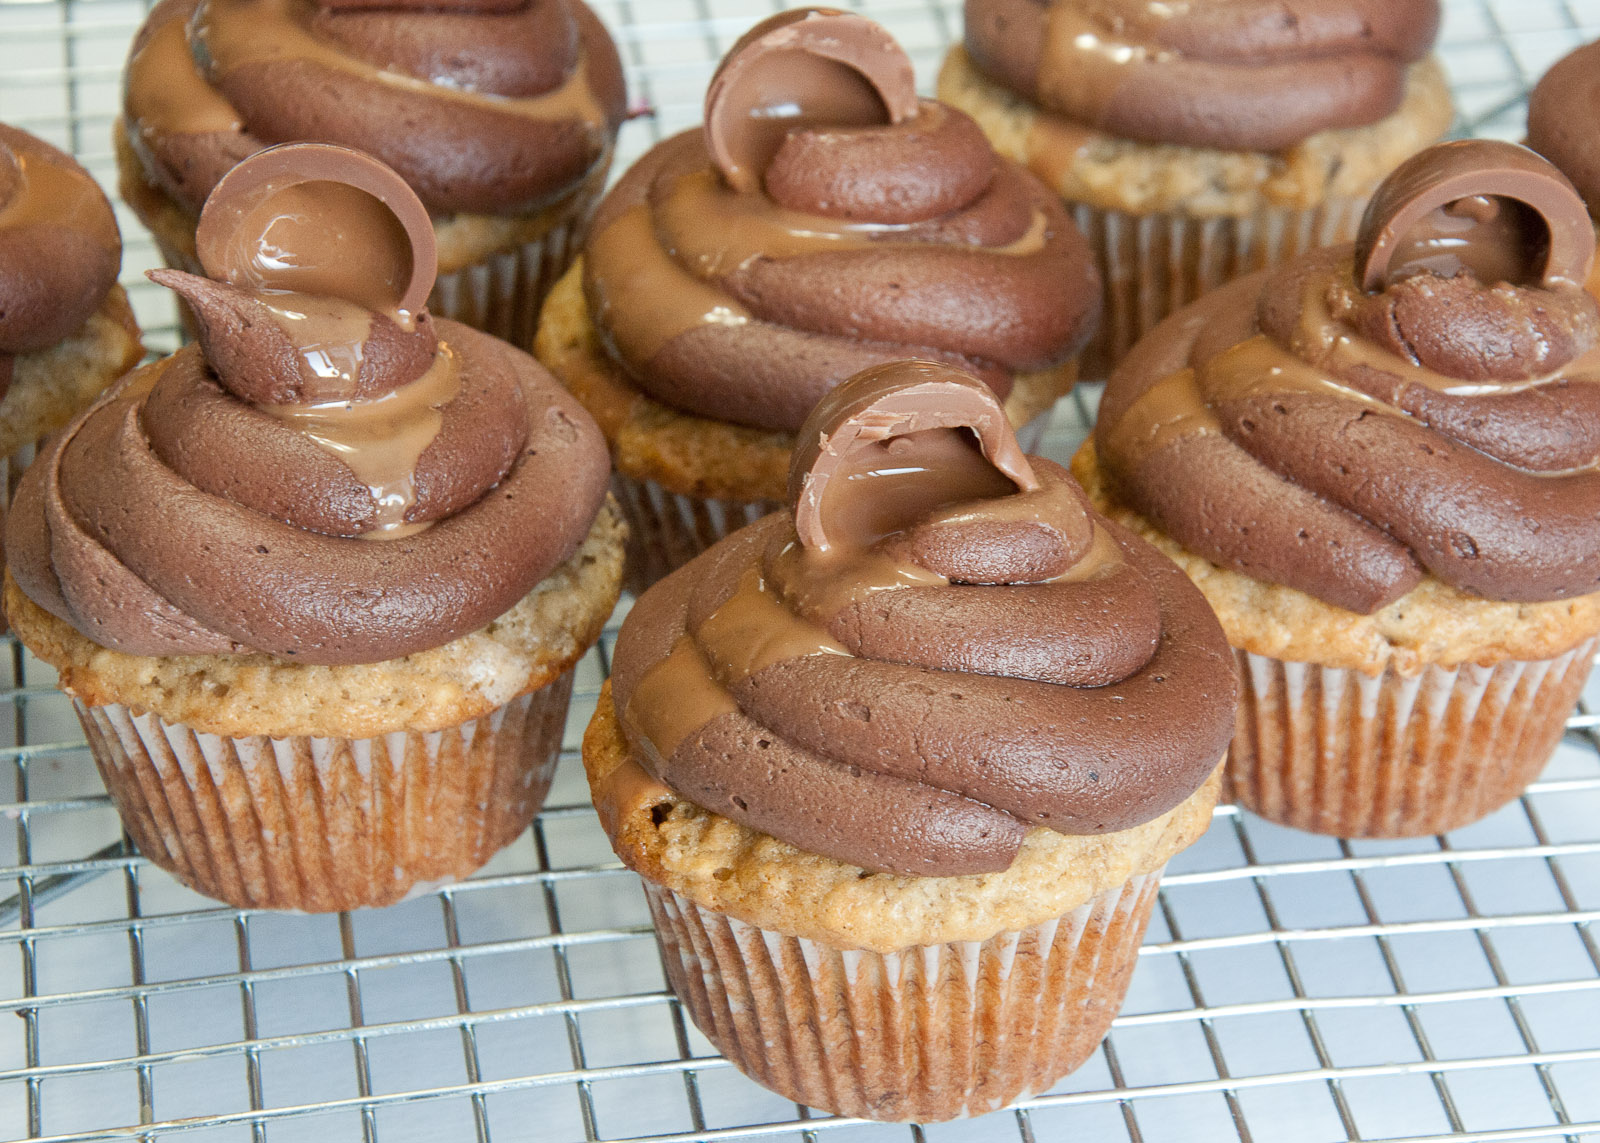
[1073,197,1370,379]
[643,869,1162,1122]
[1229,637,1599,837]
[75,669,576,912]
[612,407,1058,595]
[430,210,592,353]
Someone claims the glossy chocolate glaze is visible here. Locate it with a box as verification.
[609,361,1235,876]
[0,123,121,380]
[123,0,626,217]
[964,0,1439,150]
[1096,141,1600,613]
[582,8,1099,433]
[7,145,609,663]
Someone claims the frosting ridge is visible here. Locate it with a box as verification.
[123,0,627,216]
[963,0,1440,150]
[0,124,122,388]
[610,360,1235,876]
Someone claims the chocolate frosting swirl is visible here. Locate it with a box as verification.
[964,0,1439,150]
[610,361,1235,877]
[1528,40,1600,219]
[1096,140,1600,614]
[582,8,1100,434]
[123,0,627,216]
[0,123,122,387]
[7,144,610,664]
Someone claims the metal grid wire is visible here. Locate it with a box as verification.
[2,0,1600,1139]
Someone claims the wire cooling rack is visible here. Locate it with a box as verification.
[3,0,1600,1140]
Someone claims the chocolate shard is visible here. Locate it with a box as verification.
[194,142,438,317]
[704,7,919,195]
[1355,139,1596,293]
[788,359,1039,553]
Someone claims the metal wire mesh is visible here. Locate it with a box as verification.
[1,0,1600,1139]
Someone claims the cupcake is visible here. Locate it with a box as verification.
[1527,40,1600,296]
[117,0,627,350]
[0,123,143,498]
[1083,139,1600,838]
[940,0,1454,377]
[5,144,623,911]
[536,8,1101,592]
[584,360,1234,1121]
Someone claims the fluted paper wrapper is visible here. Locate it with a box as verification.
[612,411,1056,596]
[75,670,575,912]
[1073,197,1368,379]
[644,870,1161,1122]
[1230,638,1599,837]
[429,205,594,353]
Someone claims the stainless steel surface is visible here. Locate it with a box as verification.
[1,1,1599,1139]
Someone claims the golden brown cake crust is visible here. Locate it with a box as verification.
[8,499,626,739]
[535,260,1075,503]
[1074,441,1600,675]
[584,681,1220,953]
[113,121,600,276]
[2,285,143,459]
[938,49,1454,216]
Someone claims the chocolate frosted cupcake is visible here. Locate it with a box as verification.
[1084,140,1600,838]
[940,0,1453,376]
[5,144,623,911]
[584,361,1233,1121]
[536,8,1101,591]
[117,0,626,349]
[0,123,143,499]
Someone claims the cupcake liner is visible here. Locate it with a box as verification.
[429,205,594,353]
[611,472,781,597]
[644,869,1162,1122]
[1229,637,1599,837]
[612,407,1058,595]
[1073,197,1369,379]
[75,669,576,912]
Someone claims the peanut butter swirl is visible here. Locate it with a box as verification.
[123,0,626,217]
[964,0,1439,150]
[582,8,1100,433]
[609,361,1235,877]
[1096,141,1600,614]
[6,145,609,664]
[0,123,122,392]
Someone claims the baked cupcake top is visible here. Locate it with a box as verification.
[1528,40,1600,219]
[7,143,610,664]
[123,0,627,218]
[963,0,1440,150]
[1095,139,1600,614]
[0,123,122,388]
[581,7,1100,434]
[608,360,1234,877]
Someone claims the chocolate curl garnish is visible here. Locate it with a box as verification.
[148,269,436,404]
[789,360,1039,553]
[195,142,438,319]
[1356,139,1596,293]
[704,7,919,195]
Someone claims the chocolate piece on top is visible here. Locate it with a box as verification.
[789,360,1039,553]
[704,7,920,195]
[195,141,437,317]
[1355,139,1595,293]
